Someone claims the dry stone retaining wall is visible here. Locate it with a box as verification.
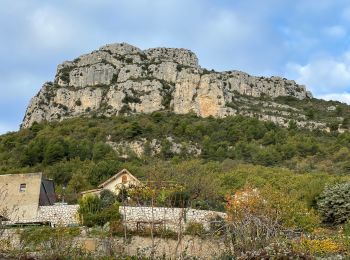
[31,205,226,230]
[37,204,79,226]
[119,206,226,231]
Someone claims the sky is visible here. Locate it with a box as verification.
[1,0,350,134]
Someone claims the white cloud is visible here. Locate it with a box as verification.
[206,10,253,42]
[323,25,347,38]
[27,6,77,50]
[317,92,350,104]
[285,53,350,94]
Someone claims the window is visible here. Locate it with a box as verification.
[19,183,26,192]
[121,175,128,183]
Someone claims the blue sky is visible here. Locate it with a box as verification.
[1,0,350,134]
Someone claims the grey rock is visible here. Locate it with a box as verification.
[22,42,314,129]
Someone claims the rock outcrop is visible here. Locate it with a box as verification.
[22,43,313,128]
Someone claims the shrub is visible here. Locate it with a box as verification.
[78,195,102,226]
[292,238,343,257]
[75,99,82,106]
[185,221,206,236]
[260,186,320,232]
[111,74,118,84]
[119,104,131,114]
[239,242,312,259]
[78,194,120,227]
[95,203,121,226]
[317,182,350,224]
[225,186,320,254]
[225,187,281,253]
[166,190,190,207]
[59,66,74,84]
[343,220,350,236]
[125,57,133,64]
[100,189,118,208]
[19,226,82,258]
[122,94,141,104]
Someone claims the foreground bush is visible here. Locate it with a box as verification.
[292,238,344,257]
[78,190,121,227]
[317,182,350,224]
[185,221,206,236]
[237,242,312,260]
[225,186,320,254]
[225,187,281,253]
[259,186,320,232]
[19,226,83,259]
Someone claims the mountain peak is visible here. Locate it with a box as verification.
[22,43,314,129]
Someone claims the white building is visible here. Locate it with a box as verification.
[81,168,141,198]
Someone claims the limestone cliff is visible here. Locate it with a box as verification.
[22,43,314,128]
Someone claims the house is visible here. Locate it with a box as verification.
[81,169,141,198]
[0,172,56,223]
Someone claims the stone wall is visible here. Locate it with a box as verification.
[31,204,226,230]
[119,206,226,232]
[37,204,79,226]
[0,229,226,259]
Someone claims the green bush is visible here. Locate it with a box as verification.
[343,220,350,236]
[20,226,82,258]
[166,190,190,207]
[94,203,121,226]
[78,194,120,227]
[185,221,206,236]
[100,189,118,208]
[317,182,350,224]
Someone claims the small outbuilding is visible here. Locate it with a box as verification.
[81,168,141,198]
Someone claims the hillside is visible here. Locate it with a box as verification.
[2,112,350,205]
[1,42,350,216]
[21,43,350,131]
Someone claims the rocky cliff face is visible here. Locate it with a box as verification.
[22,43,313,128]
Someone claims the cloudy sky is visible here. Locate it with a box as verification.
[1,0,350,134]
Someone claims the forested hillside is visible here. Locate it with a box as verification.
[1,112,349,207]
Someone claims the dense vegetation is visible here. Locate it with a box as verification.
[1,112,350,258]
[0,112,349,203]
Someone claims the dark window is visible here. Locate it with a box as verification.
[19,183,26,192]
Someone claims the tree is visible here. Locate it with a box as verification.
[342,117,350,129]
[288,120,298,130]
[92,142,112,161]
[66,170,91,202]
[20,137,46,166]
[78,194,120,227]
[44,138,66,164]
[327,122,339,132]
[336,106,344,116]
[317,182,350,224]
